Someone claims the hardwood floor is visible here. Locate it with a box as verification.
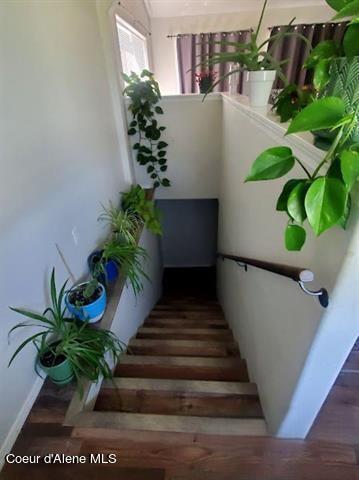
[1,293,358,479]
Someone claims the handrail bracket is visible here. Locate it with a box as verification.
[298,281,329,308]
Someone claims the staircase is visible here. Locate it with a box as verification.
[94,295,267,436]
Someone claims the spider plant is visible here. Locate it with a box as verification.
[8,269,125,393]
[98,202,142,246]
[103,240,149,296]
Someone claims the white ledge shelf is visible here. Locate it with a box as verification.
[221,94,323,169]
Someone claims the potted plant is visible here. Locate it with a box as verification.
[122,184,162,236]
[8,269,124,389]
[66,277,107,323]
[102,239,149,297]
[272,84,314,123]
[303,0,359,150]
[201,0,310,106]
[195,71,217,94]
[88,205,142,285]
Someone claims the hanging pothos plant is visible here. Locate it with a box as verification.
[246,96,359,251]
[123,70,170,189]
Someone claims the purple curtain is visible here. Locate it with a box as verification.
[176,31,252,94]
[269,22,348,89]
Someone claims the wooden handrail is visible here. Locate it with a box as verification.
[218,252,329,308]
[217,253,314,283]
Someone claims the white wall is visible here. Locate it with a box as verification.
[151,4,334,94]
[0,0,161,464]
[128,94,222,199]
[217,95,359,436]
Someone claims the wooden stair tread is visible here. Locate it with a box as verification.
[102,377,258,395]
[115,355,249,381]
[95,379,262,418]
[149,311,225,319]
[128,338,239,357]
[144,318,228,328]
[137,327,233,340]
[70,411,267,436]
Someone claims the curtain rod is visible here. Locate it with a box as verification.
[167,29,253,39]
[267,20,347,29]
[117,1,152,36]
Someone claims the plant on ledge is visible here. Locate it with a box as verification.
[8,269,125,394]
[123,70,170,188]
[272,84,315,123]
[200,0,310,106]
[122,184,162,236]
[246,97,359,251]
[303,0,359,150]
[195,71,217,94]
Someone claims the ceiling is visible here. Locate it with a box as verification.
[145,0,326,18]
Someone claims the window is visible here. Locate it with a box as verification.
[115,17,149,76]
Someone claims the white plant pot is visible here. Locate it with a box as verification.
[245,70,276,107]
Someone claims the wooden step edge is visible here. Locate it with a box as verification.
[129,339,237,348]
[69,411,267,436]
[102,378,258,395]
[137,327,232,336]
[118,355,244,366]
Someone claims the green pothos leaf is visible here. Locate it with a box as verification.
[305,177,347,236]
[287,181,309,223]
[341,149,359,190]
[245,147,295,182]
[285,224,307,251]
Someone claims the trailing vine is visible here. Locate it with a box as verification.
[123,70,170,188]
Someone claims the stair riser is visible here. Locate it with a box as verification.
[95,389,263,418]
[115,364,249,382]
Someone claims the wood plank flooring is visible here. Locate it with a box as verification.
[1,297,358,479]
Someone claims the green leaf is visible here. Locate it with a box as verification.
[158,150,166,157]
[285,225,307,251]
[341,149,359,190]
[157,141,168,149]
[326,0,353,11]
[287,182,308,223]
[334,0,359,19]
[305,177,347,236]
[161,178,171,187]
[158,158,166,165]
[245,147,295,182]
[155,106,164,114]
[287,97,345,135]
[133,143,140,150]
[276,179,302,211]
[343,23,359,58]
[339,194,352,229]
[304,40,340,69]
[147,165,155,173]
[160,165,167,172]
[128,128,136,135]
[130,120,137,127]
[313,59,331,91]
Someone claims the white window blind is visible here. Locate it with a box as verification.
[116,17,149,76]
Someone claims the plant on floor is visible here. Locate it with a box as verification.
[272,84,315,123]
[123,70,170,188]
[246,96,359,251]
[122,184,162,236]
[199,0,310,105]
[102,240,149,296]
[8,269,125,392]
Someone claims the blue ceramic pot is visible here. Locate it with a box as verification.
[66,282,107,323]
[88,250,119,284]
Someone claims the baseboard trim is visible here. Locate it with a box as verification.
[0,376,44,471]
